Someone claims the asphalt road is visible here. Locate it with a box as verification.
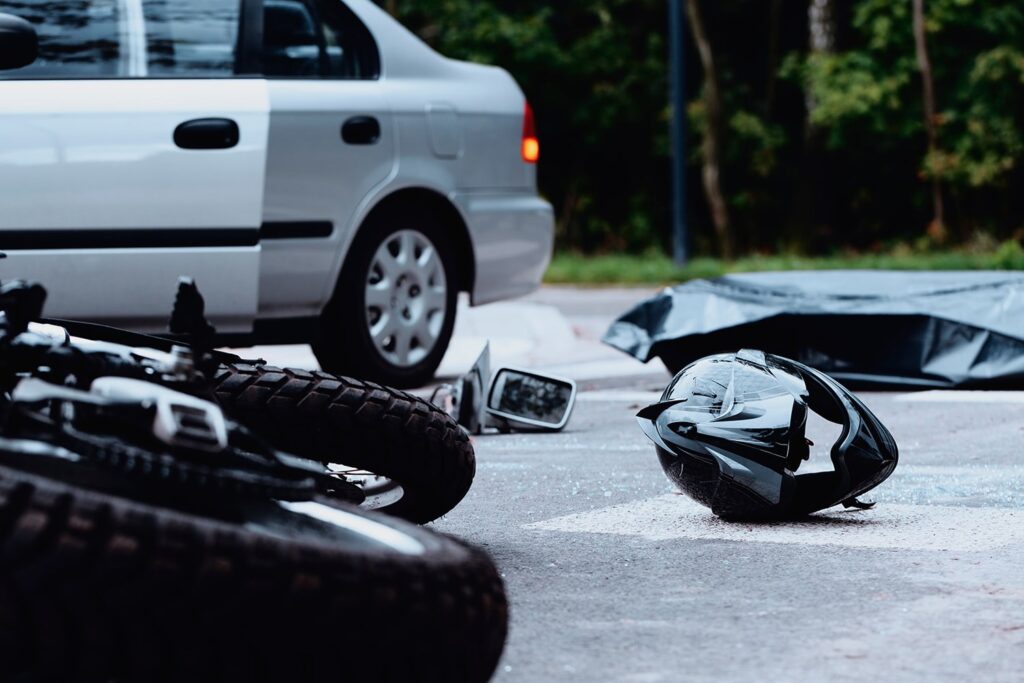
[252,286,1024,682]
[425,287,1023,683]
[433,388,1024,683]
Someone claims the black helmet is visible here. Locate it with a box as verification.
[637,349,898,520]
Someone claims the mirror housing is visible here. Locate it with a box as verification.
[456,342,490,435]
[0,13,37,71]
[486,367,577,431]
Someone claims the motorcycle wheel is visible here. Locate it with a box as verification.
[0,458,506,683]
[212,363,475,524]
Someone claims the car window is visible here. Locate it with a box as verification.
[145,0,240,76]
[261,0,379,80]
[0,0,241,79]
[262,0,322,76]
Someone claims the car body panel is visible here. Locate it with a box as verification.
[8,247,261,331]
[452,191,554,305]
[258,79,396,319]
[0,0,553,341]
[0,79,269,331]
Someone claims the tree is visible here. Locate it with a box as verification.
[764,0,784,116]
[790,0,839,248]
[686,0,733,258]
[912,0,946,239]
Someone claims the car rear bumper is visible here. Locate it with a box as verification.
[452,191,554,306]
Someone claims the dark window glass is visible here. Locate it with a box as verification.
[144,0,240,76]
[262,0,379,80]
[0,0,240,79]
[0,0,123,78]
[262,0,322,76]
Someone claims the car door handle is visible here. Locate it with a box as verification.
[174,118,240,150]
[342,116,381,145]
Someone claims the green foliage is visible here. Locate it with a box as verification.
[378,0,1024,257]
[786,0,1024,238]
[729,110,786,179]
[993,239,1024,270]
[787,51,913,146]
[545,241,1023,285]
[937,45,1024,187]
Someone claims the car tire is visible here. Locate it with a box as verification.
[314,208,458,389]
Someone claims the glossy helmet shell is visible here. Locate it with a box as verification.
[636,350,898,520]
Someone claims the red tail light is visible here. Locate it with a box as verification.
[521,102,539,164]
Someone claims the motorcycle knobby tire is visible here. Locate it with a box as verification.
[212,363,475,524]
[0,464,507,683]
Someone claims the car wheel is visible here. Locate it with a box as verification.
[314,210,458,388]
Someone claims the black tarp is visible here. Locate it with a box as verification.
[603,271,1024,389]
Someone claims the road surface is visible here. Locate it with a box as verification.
[250,286,1024,682]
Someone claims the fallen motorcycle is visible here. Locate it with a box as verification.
[19,279,473,523]
[0,282,508,682]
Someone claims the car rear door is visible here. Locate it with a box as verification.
[0,0,268,332]
[255,0,395,319]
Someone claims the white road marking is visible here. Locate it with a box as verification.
[525,494,1024,552]
[895,390,1024,404]
[539,358,668,382]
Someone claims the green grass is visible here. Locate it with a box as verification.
[544,241,1024,285]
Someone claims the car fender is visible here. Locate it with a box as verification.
[316,175,474,310]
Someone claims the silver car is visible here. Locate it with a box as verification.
[0,0,553,387]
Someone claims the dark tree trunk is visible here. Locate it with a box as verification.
[686,0,733,259]
[912,0,947,240]
[558,177,581,250]
[789,0,837,251]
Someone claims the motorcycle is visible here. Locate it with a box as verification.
[0,280,507,682]
[16,277,474,524]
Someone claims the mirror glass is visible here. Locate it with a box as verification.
[488,369,574,427]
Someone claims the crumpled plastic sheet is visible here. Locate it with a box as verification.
[603,270,1024,389]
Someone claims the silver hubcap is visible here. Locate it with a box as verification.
[365,229,447,368]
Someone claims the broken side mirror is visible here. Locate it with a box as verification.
[433,342,489,435]
[454,340,489,434]
[434,343,577,434]
[485,367,576,432]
